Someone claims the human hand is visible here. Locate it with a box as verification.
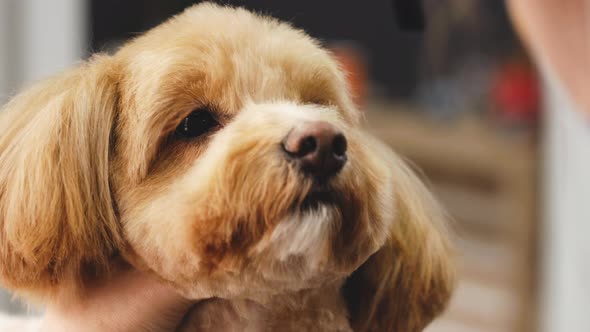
[41,265,194,332]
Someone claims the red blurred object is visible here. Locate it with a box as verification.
[491,59,540,122]
[329,44,368,109]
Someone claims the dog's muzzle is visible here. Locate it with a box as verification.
[282,121,347,181]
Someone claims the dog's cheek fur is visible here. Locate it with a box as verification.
[343,142,456,332]
[0,56,122,300]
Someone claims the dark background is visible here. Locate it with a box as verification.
[91,0,424,98]
[90,1,518,110]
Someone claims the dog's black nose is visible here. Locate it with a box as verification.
[282,121,347,179]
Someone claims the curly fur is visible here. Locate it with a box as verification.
[0,3,454,331]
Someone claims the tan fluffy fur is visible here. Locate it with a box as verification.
[0,3,454,331]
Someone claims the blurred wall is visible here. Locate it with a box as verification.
[0,0,88,314]
[0,1,11,103]
[0,0,87,104]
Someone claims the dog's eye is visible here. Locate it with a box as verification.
[174,108,220,139]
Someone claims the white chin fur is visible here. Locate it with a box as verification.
[256,205,338,264]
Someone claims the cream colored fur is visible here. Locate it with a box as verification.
[0,3,454,331]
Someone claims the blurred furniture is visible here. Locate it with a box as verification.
[366,101,538,332]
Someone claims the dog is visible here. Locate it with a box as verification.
[0,3,454,331]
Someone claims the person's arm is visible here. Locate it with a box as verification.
[507,0,590,113]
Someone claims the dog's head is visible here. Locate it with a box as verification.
[0,3,453,330]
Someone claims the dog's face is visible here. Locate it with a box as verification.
[110,4,393,299]
[0,3,453,330]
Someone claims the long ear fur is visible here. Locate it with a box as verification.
[344,151,455,331]
[0,55,122,299]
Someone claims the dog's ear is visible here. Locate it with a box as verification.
[344,152,456,332]
[0,55,122,299]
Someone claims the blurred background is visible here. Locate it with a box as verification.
[0,1,584,331]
